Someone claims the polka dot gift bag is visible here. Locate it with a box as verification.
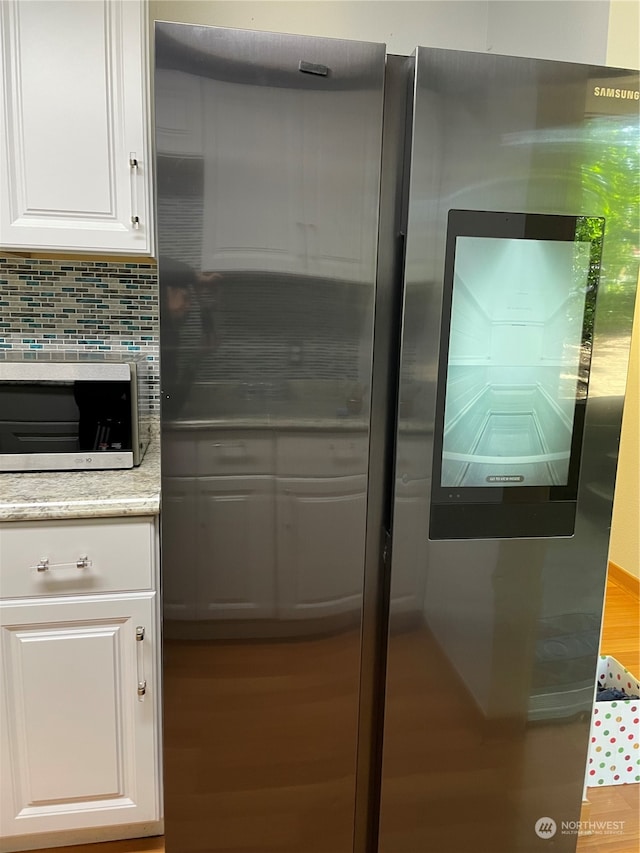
[587,655,640,787]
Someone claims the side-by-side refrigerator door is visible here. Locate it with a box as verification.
[379,47,639,853]
[155,23,386,853]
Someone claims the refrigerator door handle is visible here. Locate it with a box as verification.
[299,60,329,77]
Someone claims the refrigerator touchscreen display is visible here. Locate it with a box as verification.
[430,210,604,539]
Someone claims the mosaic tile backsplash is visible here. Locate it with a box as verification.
[1,248,377,417]
[0,254,160,410]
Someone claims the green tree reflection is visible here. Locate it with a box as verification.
[582,115,640,333]
[576,216,605,344]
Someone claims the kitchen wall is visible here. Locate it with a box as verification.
[610,273,640,580]
[149,0,611,64]
[607,0,640,69]
[606,0,640,581]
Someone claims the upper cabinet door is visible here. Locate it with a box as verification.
[155,24,385,280]
[0,0,153,255]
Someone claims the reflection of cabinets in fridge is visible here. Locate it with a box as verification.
[389,477,429,616]
[162,431,379,622]
[162,434,276,621]
[155,70,204,157]
[298,90,379,282]
[275,433,368,618]
[200,81,379,280]
[201,82,302,274]
[161,477,198,620]
[277,476,366,618]
[389,435,429,616]
[198,477,276,619]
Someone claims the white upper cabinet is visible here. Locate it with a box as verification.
[0,0,153,255]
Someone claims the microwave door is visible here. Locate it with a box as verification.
[0,365,142,471]
[0,382,80,456]
[0,421,80,454]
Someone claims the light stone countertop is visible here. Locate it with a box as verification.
[0,428,161,522]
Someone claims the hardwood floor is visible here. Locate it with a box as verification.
[26,842,163,853]
[598,572,640,677]
[25,573,639,853]
[576,782,640,853]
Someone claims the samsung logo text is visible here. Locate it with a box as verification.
[593,86,639,100]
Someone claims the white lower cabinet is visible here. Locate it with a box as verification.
[0,593,158,838]
[0,517,160,848]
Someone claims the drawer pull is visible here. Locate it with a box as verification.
[129,151,140,230]
[209,442,248,459]
[34,556,92,572]
[136,625,147,700]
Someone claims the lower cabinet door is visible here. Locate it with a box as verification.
[0,593,158,837]
[196,476,277,620]
[162,477,199,620]
[277,475,367,618]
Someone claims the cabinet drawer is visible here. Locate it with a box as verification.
[277,433,369,477]
[162,430,198,477]
[0,518,154,599]
[197,432,274,476]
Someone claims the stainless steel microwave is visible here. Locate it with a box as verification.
[0,359,150,472]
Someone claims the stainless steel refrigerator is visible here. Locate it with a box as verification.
[155,23,639,853]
